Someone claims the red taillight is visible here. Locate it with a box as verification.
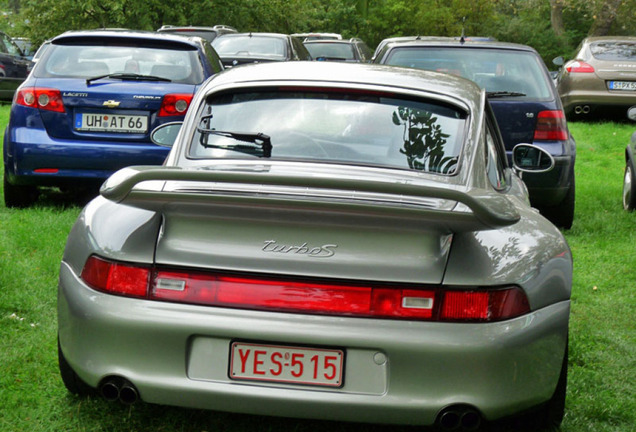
[534,110,569,141]
[81,256,149,298]
[565,61,594,73]
[80,257,530,321]
[15,87,65,113]
[158,93,193,117]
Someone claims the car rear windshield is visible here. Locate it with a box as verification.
[384,47,552,99]
[188,89,466,175]
[590,41,636,61]
[212,36,287,59]
[34,43,205,84]
[305,43,356,60]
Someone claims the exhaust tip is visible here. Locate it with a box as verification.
[100,379,121,402]
[99,376,139,404]
[437,405,482,431]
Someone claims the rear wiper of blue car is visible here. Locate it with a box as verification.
[87,73,172,85]
[486,91,526,98]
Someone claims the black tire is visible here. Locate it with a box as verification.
[541,178,575,230]
[537,346,568,430]
[58,339,94,396]
[622,162,636,211]
[3,171,38,208]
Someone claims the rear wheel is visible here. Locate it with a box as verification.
[58,339,93,396]
[3,172,38,208]
[536,346,568,430]
[622,162,636,211]
[541,178,575,230]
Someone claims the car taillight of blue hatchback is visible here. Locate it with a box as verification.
[3,29,224,208]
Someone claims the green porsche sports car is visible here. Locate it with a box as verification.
[58,62,572,431]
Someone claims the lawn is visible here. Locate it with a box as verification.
[0,104,634,432]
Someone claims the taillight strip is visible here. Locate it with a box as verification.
[80,256,530,322]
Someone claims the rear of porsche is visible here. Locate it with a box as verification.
[58,65,571,429]
[3,31,209,196]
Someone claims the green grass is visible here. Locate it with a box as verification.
[0,105,634,432]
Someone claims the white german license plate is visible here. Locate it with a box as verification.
[229,342,344,387]
[608,81,636,91]
[75,113,148,133]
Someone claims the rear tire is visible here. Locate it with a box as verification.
[58,339,93,396]
[622,162,636,211]
[541,178,575,230]
[3,172,38,208]
[537,346,568,430]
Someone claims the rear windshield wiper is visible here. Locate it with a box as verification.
[87,73,172,85]
[486,91,526,98]
[197,127,272,158]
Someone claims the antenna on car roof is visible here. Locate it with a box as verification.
[459,17,466,44]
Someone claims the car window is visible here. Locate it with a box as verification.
[188,89,466,175]
[213,36,287,59]
[305,43,356,60]
[160,29,218,43]
[485,118,508,190]
[384,47,552,99]
[590,41,636,61]
[35,43,205,84]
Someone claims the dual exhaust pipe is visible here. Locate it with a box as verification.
[437,405,482,431]
[574,105,591,115]
[99,377,139,404]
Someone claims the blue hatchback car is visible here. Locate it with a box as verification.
[374,39,576,229]
[3,30,224,207]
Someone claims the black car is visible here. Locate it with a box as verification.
[304,38,373,62]
[212,33,312,68]
[157,25,237,43]
[0,31,32,100]
[374,38,576,229]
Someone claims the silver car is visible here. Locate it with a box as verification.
[58,62,572,430]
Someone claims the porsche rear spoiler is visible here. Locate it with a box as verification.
[100,166,520,232]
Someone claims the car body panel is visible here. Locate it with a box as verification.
[557,36,636,117]
[58,62,571,427]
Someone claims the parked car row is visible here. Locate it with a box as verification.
[7,26,635,432]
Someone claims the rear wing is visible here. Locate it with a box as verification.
[100,166,520,233]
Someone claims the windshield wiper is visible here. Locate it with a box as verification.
[197,127,272,158]
[487,91,526,98]
[86,73,172,85]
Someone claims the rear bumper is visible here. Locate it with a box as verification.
[59,261,570,426]
[4,127,168,187]
[561,88,636,113]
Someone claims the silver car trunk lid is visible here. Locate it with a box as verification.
[100,164,520,284]
[592,59,636,80]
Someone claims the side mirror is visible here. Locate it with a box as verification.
[552,56,564,67]
[628,106,636,121]
[512,144,555,173]
[150,122,183,148]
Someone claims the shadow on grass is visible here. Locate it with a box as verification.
[63,393,561,432]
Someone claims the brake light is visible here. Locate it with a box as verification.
[80,256,530,322]
[15,87,65,112]
[158,93,193,117]
[565,61,594,73]
[81,256,149,298]
[533,110,569,141]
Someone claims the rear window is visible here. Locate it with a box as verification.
[35,43,205,84]
[384,47,552,99]
[590,41,636,61]
[188,89,466,175]
[212,36,287,59]
[159,29,218,43]
[305,43,356,60]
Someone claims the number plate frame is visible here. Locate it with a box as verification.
[229,341,345,388]
[608,81,636,91]
[74,113,149,133]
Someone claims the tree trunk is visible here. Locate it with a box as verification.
[588,0,624,36]
[548,0,565,37]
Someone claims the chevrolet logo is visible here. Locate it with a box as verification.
[102,100,121,108]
